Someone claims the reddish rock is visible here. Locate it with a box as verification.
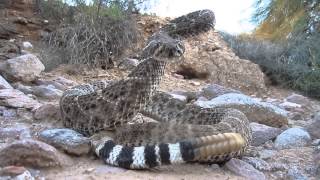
[224,158,266,180]
[0,166,26,176]
[33,103,61,121]
[0,139,72,168]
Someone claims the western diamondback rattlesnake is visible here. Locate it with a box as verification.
[60,10,254,169]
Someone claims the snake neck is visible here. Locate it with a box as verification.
[128,57,167,95]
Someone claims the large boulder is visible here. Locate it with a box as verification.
[0,54,45,82]
[175,30,267,95]
[195,93,288,127]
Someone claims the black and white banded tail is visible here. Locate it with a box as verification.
[94,133,247,169]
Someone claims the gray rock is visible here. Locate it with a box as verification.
[0,89,41,109]
[250,122,282,146]
[35,77,77,91]
[312,139,320,146]
[279,101,302,111]
[14,83,33,95]
[274,128,311,149]
[0,139,71,168]
[1,108,17,118]
[0,125,31,140]
[287,166,308,180]
[242,157,271,171]
[14,170,34,180]
[0,76,13,89]
[305,112,320,139]
[39,128,90,156]
[290,112,303,121]
[34,104,61,121]
[0,54,45,82]
[259,149,276,160]
[31,85,63,99]
[195,93,288,127]
[286,94,311,107]
[200,84,242,99]
[53,76,77,87]
[22,42,33,50]
[170,90,198,101]
[224,158,266,180]
[168,93,187,102]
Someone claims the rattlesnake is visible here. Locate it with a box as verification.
[60,10,253,169]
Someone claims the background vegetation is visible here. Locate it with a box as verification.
[36,0,147,70]
[221,0,320,98]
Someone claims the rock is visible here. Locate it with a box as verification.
[305,112,320,139]
[279,101,302,111]
[224,158,266,180]
[168,93,187,102]
[0,54,45,82]
[118,58,139,70]
[190,81,200,86]
[33,104,60,121]
[242,157,271,171]
[22,42,33,50]
[35,80,66,91]
[31,85,63,99]
[14,170,34,180]
[173,73,184,79]
[53,77,77,87]
[1,108,17,118]
[274,128,311,149]
[287,166,308,180]
[199,84,241,99]
[169,90,198,101]
[0,125,31,140]
[39,128,90,156]
[195,93,288,127]
[0,76,13,89]
[14,83,33,95]
[312,139,320,146]
[290,112,303,121]
[250,122,282,146]
[0,139,71,168]
[0,89,41,109]
[0,166,27,176]
[35,77,77,91]
[286,94,311,107]
[259,149,276,160]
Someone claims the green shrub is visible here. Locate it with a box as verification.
[294,70,320,99]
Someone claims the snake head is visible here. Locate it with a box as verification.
[141,32,185,61]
